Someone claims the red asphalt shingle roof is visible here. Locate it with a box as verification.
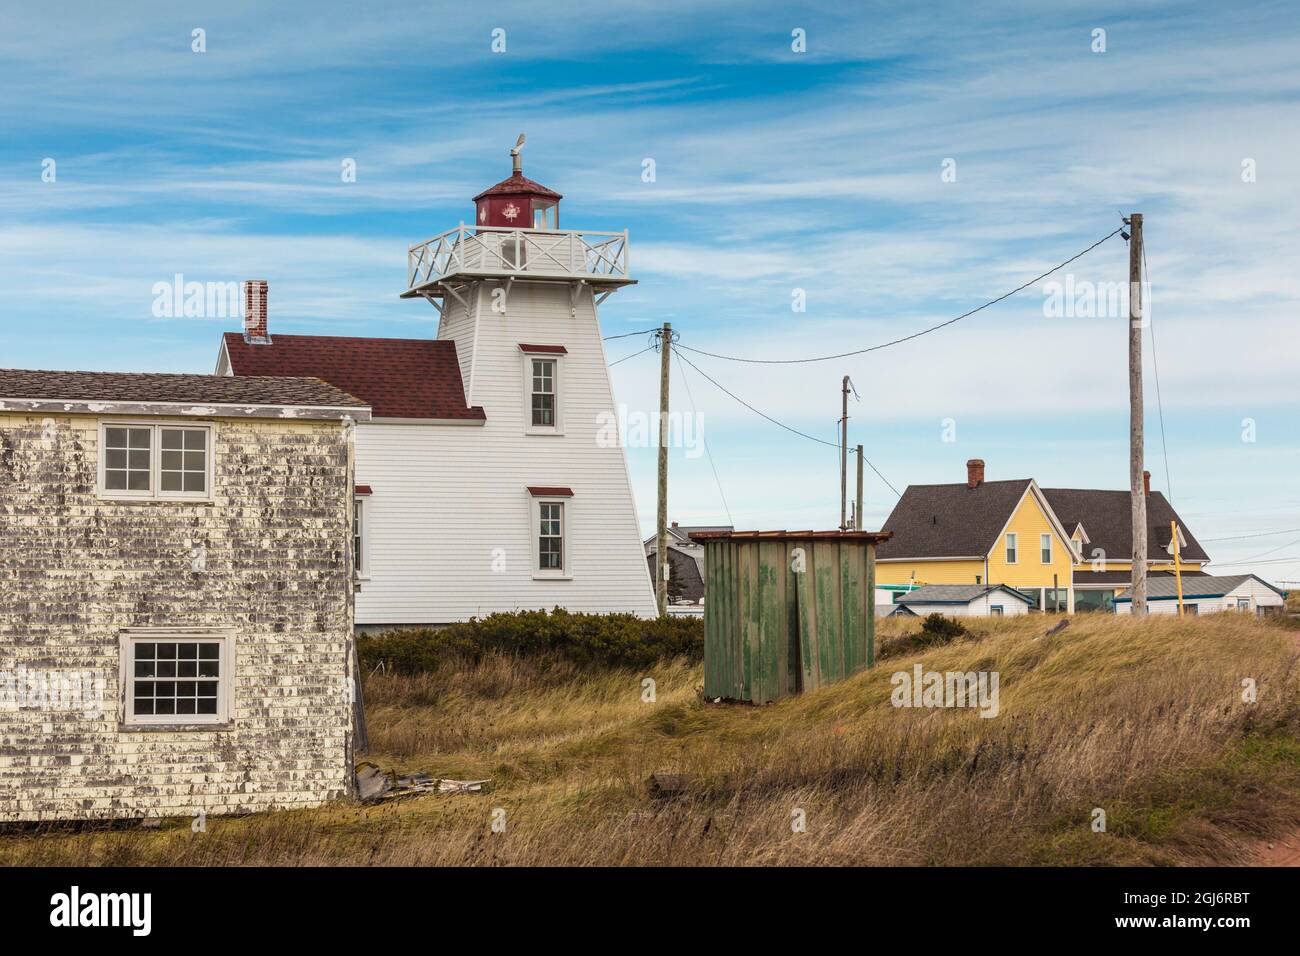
[222,333,484,421]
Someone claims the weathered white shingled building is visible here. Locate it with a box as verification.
[0,368,369,822]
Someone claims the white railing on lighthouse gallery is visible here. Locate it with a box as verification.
[406,225,632,291]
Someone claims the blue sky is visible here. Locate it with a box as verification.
[3,1,1299,580]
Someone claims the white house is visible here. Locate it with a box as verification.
[1113,574,1286,616]
[217,147,657,627]
[888,584,1034,617]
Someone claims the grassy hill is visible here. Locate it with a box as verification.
[3,613,1298,866]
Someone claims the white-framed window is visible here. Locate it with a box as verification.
[99,421,213,501]
[531,357,557,428]
[539,501,564,570]
[354,496,369,579]
[1040,533,1052,564]
[1005,532,1017,564]
[1236,597,1250,611]
[528,492,572,578]
[521,350,564,434]
[119,628,233,727]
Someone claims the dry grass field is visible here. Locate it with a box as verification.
[3,612,1299,866]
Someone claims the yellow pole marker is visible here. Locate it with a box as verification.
[1171,520,1185,616]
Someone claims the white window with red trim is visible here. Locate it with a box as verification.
[519,344,566,435]
[527,486,572,578]
[354,485,372,580]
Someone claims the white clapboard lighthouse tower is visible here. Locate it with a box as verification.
[398,136,657,618]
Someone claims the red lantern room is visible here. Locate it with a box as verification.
[472,133,562,230]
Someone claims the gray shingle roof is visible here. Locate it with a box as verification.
[1042,488,1210,563]
[876,479,1032,559]
[896,584,1032,605]
[1113,573,1284,601]
[0,368,368,411]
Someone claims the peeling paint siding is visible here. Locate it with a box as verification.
[0,413,354,822]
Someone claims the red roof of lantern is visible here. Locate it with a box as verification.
[472,172,562,202]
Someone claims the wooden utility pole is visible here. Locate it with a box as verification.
[1128,213,1148,615]
[1171,519,1185,615]
[656,323,671,616]
[855,445,864,532]
[839,376,850,530]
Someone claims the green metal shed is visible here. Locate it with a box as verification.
[691,530,892,704]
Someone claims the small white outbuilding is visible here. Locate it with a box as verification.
[1113,573,1286,616]
[888,584,1034,618]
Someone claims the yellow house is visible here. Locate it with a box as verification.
[876,460,1212,614]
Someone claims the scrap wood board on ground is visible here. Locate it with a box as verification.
[355,763,490,802]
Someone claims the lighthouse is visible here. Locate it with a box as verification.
[390,136,656,618]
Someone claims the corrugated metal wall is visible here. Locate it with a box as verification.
[700,532,885,703]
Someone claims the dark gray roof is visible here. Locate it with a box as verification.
[1042,488,1210,563]
[896,583,1033,605]
[1113,573,1284,601]
[1074,569,1210,586]
[0,368,368,410]
[645,548,705,604]
[877,479,1032,559]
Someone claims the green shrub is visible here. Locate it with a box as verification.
[357,608,703,674]
[877,613,970,660]
[919,613,968,643]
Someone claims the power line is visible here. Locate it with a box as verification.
[1212,554,1300,568]
[1230,535,1300,564]
[675,348,902,497]
[608,344,656,367]
[675,227,1125,365]
[672,349,733,527]
[1142,236,1173,504]
[1202,527,1300,543]
[600,330,660,343]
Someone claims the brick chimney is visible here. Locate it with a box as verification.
[966,458,985,489]
[244,280,269,342]
[1143,470,1151,496]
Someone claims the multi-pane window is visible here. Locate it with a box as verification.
[121,633,229,726]
[160,428,209,494]
[354,498,365,576]
[1005,533,1017,563]
[100,423,211,499]
[531,358,556,427]
[1040,533,1052,564]
[104,426,152,492]
[538,502,564,571]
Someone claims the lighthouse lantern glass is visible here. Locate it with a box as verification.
[533,201,557,230]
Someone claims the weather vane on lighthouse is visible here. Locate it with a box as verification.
[510,132,525,174]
